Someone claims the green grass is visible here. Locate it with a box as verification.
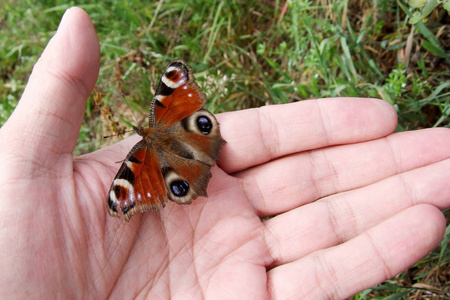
[1,0,449,298]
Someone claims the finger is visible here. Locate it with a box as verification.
[263,156,450,267]
[217,98,397,173]
[1,8,99,163]
[267,204,446,299]
[239,128,450,215]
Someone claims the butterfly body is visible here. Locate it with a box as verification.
[107,60,225,221]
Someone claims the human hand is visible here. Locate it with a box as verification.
[0,7,449,299]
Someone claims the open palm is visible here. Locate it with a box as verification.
[1,8,449,299]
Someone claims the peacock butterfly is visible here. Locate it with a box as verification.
[107,60,225,221]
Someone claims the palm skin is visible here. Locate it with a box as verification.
[0,7,449,299]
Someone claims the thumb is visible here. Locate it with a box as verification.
[1,7,100,171]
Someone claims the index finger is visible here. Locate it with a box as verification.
[217,98,397,173]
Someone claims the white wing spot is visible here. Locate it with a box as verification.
[109,190,119,205]
[147,192,151,198]
[165,66,178,73]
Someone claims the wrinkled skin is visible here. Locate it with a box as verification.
[0,7,449,300]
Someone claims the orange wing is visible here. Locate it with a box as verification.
[150,60,206,128]
[107,141,167,221]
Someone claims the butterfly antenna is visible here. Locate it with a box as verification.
[121,93,140,125]
[102,129,134,139]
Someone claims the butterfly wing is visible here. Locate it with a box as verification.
[107,140,167,221]
[149,60,206,127]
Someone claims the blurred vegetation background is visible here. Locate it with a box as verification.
[0,0,449,298]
